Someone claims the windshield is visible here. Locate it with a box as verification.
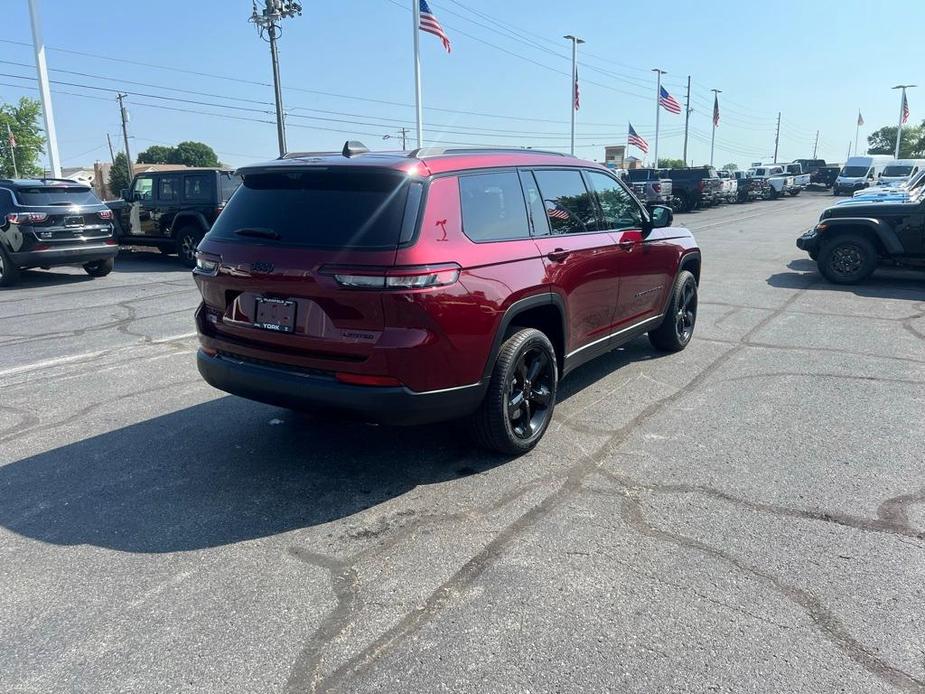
[14,186,100,206]
[882,165,913,176]
[207,170,416,249]
[840,166,869,177]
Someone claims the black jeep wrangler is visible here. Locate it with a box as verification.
[108,169,241,267]
[797,197,925,284]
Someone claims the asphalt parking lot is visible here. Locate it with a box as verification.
[1,191,924,693]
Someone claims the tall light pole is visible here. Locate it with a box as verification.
[564,35,584,156]
[682,76,692,165]
[27,0,60,178]
[652,68,666,167]
[250,0,302,157]
[773,111,781,163]
[891,84,915,159]
[709,88,722,167]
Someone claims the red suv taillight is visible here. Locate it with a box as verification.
[698,180,705,192]
[652,183,661,193]
[98,209,113,220]
[322,263,461,290]
[7,212,48,224]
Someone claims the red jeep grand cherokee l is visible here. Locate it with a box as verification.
[194,144,701,453]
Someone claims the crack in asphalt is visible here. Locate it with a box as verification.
[299,278,818,692]
[616,491,925,692]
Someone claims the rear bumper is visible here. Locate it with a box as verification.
[197,349,487,425]
[11,243,118,268]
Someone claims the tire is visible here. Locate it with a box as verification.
[0,245,20,287]
[469,328,558,455]
[768,187,779,200]
[789,189,801,197]
[175,226,203,268]
[832,188,839,196]
[673,192,691,213]
[648,270,698,352]
[817,233,877,285]
[83,258,113,277]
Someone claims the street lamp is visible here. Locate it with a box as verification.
[250,1,303,157]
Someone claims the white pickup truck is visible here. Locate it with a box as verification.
[778,163,810,195]
[747,165,796,200]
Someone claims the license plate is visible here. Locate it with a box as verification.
[63,215,84,227]
[254,297,296,333]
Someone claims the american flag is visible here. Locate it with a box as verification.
[627,122,649,154]
[658,86,681,114]
[573,65,580,111]
[546,203,570,220]
[901,90,910,125]
[712,94,720,127]
[857,110,864,127]
[419,0,451,53]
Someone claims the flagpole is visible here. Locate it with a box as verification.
[652,68,666,167]
[855,115,860,156]
[892,84,916,159]
[412,0,423,149]
[564,35,583,156]
[710,89,721,167]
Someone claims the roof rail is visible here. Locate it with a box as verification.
[279,151,340,160]
[407,147,568,159]
[0,177,81,184]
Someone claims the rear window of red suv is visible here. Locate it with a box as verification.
[208,169,420,249]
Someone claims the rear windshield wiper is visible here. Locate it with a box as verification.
[234,227,280,240]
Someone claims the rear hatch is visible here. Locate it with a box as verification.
[195,166,423,369]
[12,184,112,244]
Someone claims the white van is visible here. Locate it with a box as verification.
[878,159,925,186]
[833,155,892,195]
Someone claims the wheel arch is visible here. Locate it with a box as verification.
[170,212,209,237]
[820,218,900,256]
[678,250,701,285]
[482,293,567,381]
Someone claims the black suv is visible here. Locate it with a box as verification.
[796,196,925,283]
[661,167,723,212]
[109,169,241,267]
[0,178,117,287]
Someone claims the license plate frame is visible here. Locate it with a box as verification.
[63,215,84,227]
[254,297,296,333]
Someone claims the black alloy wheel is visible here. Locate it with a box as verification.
[649,270,698,352]
[817,234,877,285]
[470,328,558,455]
[176,226,202,268]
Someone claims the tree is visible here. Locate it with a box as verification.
[136,145,174,164]
[0,97,46,178]
[866,122,925,157]
[109,152,132,197]
[657,158,686,169]
[723,163,739,171]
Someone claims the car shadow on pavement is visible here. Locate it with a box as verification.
[0,269,96,290]
[768,260,925,301]
[114,249,191,273]
[0,336,666,555]
[0,396,513,554]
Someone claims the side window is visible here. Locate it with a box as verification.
[518,170,550,236]
[458,170,530,242]
[133,176,154,201]
[183,174,212,202]
[585,171,643,230]
[533,169,599,235]
[158,176,179,202]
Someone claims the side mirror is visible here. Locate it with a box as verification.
[649,205,673,229]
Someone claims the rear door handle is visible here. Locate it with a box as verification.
[546,248,570,262]
[619,240,635,252]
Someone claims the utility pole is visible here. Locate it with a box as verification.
[116,94,133,188]
[28,0,60,177]
[652,68,667,167]
[709,88,722,167]
[383,128,410,150]
[682,75,691,165]
[6,123,18,178]
[564,35,584,156]
[106,133,116,165]
[812,130,819,158]
[250,1,303,157]
[891,84,916,159]
[773,111,781,163]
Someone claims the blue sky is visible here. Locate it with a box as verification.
[4,0,923,170]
